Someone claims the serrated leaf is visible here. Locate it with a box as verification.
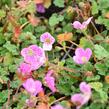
[49,13,64,26]
[3,41,19,55]
[94,44,109,60]
[89,82,103,91]
[95,62,108,75]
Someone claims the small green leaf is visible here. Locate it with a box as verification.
[49,13,64,27]
[0,10,6,19]
[53,0,65,8]
[89,82,103,91]
[91,1,99,15]
[3,41,19,55]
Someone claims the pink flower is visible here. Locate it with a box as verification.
[72,17,93,30]
[44,70,56,92]
[21,45,46,70]
[40,32,55,51]
[23,78,43,96]
[51,104,64,109]
[17,62,32,76]
[73,48,92,64]
[36,4,45,13]
[71,82,91,109]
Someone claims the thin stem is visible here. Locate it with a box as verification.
[91,21,101,35]
[50,96,66,105]
[69,40,80,47]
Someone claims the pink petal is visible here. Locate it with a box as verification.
[23,78,43,96]
[84,48,92,60]
[75,48,85,57]
[40,32,55,44]
[73,56,83,64]
[80,82,91,94]
[45,71,56,92]
[72,21,82,29]
[82,17,93,28]
[43,43,52,51]
[18,62,32,75]
[21,47,29,57]
[71,93,84,109]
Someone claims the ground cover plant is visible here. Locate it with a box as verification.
[0,0,109,109]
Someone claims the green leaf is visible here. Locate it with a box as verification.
[0,33,5,45]
[3,52,14,66]
[53,0,65,7]
[91,1,99,15]
[94,44,109,60]
[99,90,108,102]
[79,37,94,49]
[89,82,103,91]
[49,13,64,27]
[99,0,109,9]
[3,41,19,55]
[95,62,108,75]
[81,62,93,71]
[0,10,6,19]
[86,75,100,81]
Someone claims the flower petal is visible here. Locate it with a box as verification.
[43,43,52,51]
[72,21,82,29]
[84,48,92,60]
[79,82,91,94]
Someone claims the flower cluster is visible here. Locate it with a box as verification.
[17,32,56,98]
[17,45,46,80]
[71,82,92,109]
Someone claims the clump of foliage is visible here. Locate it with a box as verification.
[0,0,109,109]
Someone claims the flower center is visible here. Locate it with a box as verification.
[45,38,51,44]
[28,49,34,56]
[81,56,87,63]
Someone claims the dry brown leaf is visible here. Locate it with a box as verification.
[57,32,73,44]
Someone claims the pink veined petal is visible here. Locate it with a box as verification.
[29,45,43,56]
[51,104,64,109]
[23,78,43,96]
[40,32,52,42]
[84,48,92,60]
[73,56,83,64]
[45,72,56,93]
[71,93,85,109]
[72,21,82,29]
[80,82,91,94]
[43,43,52,51]
[21,47,29,57]
[75,48,85,57]
[82,17,93,28]
[40,32,55,44]
[34,80,43,95]
[18,62,32,75]
[45,76,56,92]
